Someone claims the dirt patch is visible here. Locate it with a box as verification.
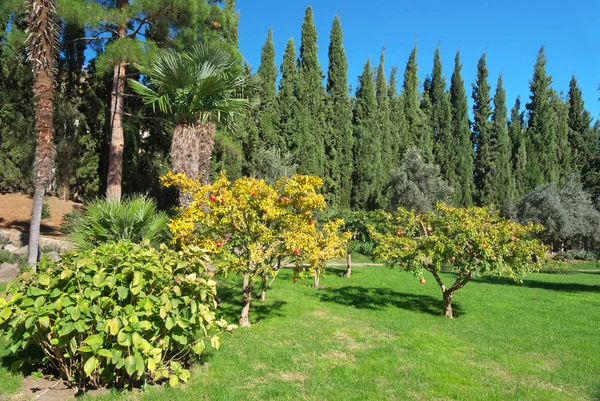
[267,372,306,382]
[321,350,357,363]
[0,193,82,238]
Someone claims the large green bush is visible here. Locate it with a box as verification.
[68,196,170,249]
[0,241,235,388]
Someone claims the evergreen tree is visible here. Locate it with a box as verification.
[296,6,325,177]
[490,75,513,204]
[551,90,571,181]
[509,97,528,198]
[449,50,474,206]
[352,59,380,210]
[402,47,421,151]
[525,46,557,187]
[375,50,393,191]
[388,66,408,164]
[256,29,281,149]
[428,47,453,182]
[567,75,595,174]
[223,0,239,47]
[472,53,493,205]
[325,15,353,208]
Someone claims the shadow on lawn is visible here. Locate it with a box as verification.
[216,281,287,324]
[315,286,462,318]
[474,276,600,293]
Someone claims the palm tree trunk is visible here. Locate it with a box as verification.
[27,0,58,271]
[105,0,128,200]
[197,122,216,185]
[170,123,201,205]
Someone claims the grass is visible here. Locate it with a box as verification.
[2,264,600,400]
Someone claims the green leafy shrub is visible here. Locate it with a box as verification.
[68,196,170,249]
[0,241,235,388]
[0,250,27,271]
[41,202,51,219]
[60,210,82,235]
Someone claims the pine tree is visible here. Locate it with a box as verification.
[526,46,557,187]
[352,59,380,210]
[296,6,325,177]
[567,75,595,174]
[449,50,474,206]
[509,97,528,197]
[428,47,452,181]
[375,49,393,192]
[472,53,493,205]
[490,75,513,203]
[256,29,281,149]
[325,15,353,208]
[388,66,407,165]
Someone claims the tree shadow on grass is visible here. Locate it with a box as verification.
[215,280,287,324]
[314,286,463,318]
[473,276,600,293]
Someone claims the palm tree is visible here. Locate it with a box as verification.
[26,0,59,270]
[129,44,256,205]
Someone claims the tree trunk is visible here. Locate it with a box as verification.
[105,0,128,200]
[443,291,454,319]
[314,267,321,288]
[345,252,352,278]
[239,272,253,327]
[259,273,268,302]
[170,123,201,206]
[27,0,58,271]
[197,122,216,185]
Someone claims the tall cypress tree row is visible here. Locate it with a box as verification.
[490,74,513,203]
[375,50,393,189]
[256,29,281,149]
[567,75,595,174]
[509,97,528,198]
[428,47,452,180]
[352,59,381,210]
[525,46,557,187]
[449,50,474,206]
[296,6,325,177]
[388,66,408,163]
[551,90,571,182]
[472,53,493,205]
[276,38,310,162]
[325,15,353,208]
[402,46,424,154]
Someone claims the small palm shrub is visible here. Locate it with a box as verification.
[0,241,235,388]
[68,196,170,249]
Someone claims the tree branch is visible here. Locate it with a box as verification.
[425,265,446,292]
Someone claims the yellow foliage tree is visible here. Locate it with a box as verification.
[162,172,328,327]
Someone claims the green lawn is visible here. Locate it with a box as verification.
[2,265,600,400]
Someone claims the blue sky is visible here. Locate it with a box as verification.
[237,0,600,120]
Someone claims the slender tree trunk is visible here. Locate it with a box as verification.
[170,123,201,206]
[345,251,352,277]
[239,271,253,327]
[314,266,321,288]
[259,273,268,302]
[442,291,454,318]
[105,0,128,200]
[27,0,58,271]
[197,122,216,185]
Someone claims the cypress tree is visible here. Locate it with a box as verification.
[419,78,434,162]
[490,75,513,203]
[402,47,421,151]
[388,66,408,164]
[223,0,239,47]
[509,97,528,198]
[525,47,556,187]
[352,59,380,210]
[449,50,474,206]
[297,6,325,177]
[256,29,282,149]
[567,75,595,174]
[472,52,493,205]
[551,90,571,181]
[428,47,453,181]
[375,50,393,188]
[325,15,353,208]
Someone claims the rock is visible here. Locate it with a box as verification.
[3,244,17,252]
[0,262,20,282]
[14,245,29,256]
[46,251,61,262]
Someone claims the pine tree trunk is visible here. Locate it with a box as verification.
[259,273,268,302]
[197,122,216,185]
[27,0,57,271]
[443,291,454,319]
[170,123,201,206]
[105,0,128,200]
[345,252,352,278]
[239,272,253,327]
